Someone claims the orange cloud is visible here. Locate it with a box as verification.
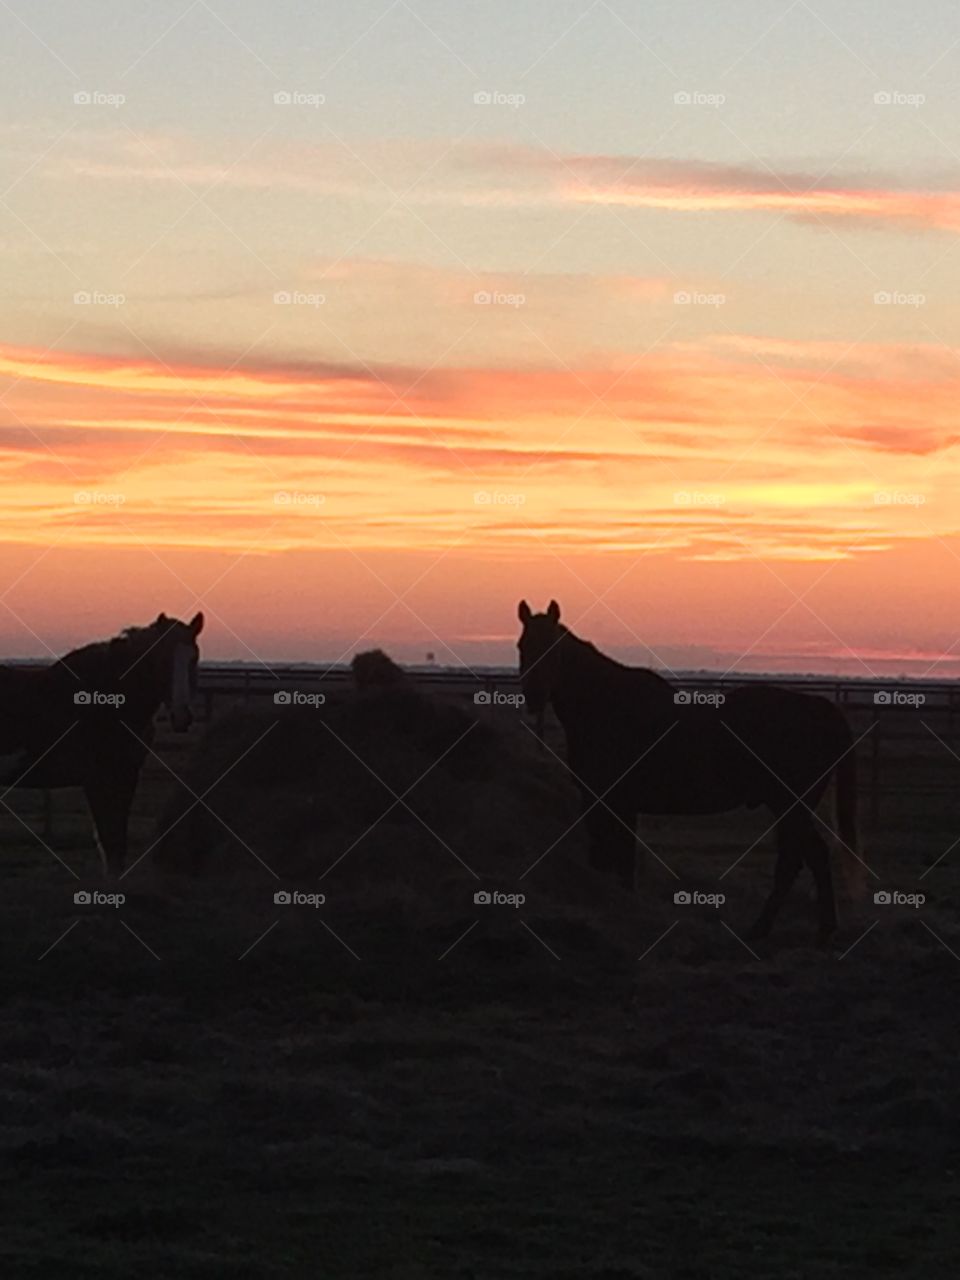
[0,335,956,574]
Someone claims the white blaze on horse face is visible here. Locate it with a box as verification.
[169,642,194,730]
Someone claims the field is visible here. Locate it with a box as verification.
[1,684,959,1278]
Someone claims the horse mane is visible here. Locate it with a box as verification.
[53,623,162,681]
[560,626,674,695]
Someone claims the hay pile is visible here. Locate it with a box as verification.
[151,679,594,908]
[350,648,409,690]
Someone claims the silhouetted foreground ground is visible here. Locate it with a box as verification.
[1,688,959,1277]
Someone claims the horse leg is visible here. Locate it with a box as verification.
[802,826,837,947]
[84,772,137,878]
[745,814,804,942]
[584,802,635,890]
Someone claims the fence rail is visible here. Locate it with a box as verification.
[188,666,960,829]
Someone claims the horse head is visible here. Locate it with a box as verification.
[516,599,564,720]
[149,611,204,732]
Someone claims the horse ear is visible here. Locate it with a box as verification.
[155,612,168,626]
[547,600,561,623]
[518,600,532,624]
[190,611,204,636]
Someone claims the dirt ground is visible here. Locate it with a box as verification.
[1,693,959,1278]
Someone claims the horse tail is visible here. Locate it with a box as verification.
[834,730,865,900]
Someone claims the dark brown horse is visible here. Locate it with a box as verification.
[0,612,203,875]
[517,600,863,944]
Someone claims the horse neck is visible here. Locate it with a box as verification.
[59,636,165,725]
[548,632,672,732]
[549,633,622,721]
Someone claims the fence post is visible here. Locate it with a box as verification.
[870,721,881,831]
[42,788,53,840]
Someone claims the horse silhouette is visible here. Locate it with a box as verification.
[0,611,203,875]
[517,600,862,944]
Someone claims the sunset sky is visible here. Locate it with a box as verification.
[3,1,960,674]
